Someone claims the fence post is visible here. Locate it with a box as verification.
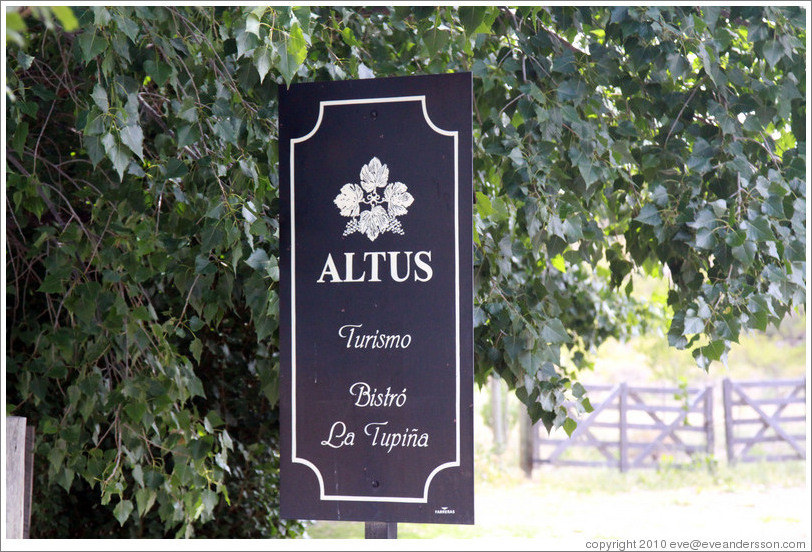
[6,416,28,539]
[24,425,35,538]
[491,375,506,453]
[365,522,397,539]
[519,409,534,478]
[722,378,735,464]
[704,385,714,459]
[619,383,628,472]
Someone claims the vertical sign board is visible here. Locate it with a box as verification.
[279,73,473,524]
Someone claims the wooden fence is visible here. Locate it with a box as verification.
[723,378,806,464]
[533,383,714,471]
[529,378,807,472]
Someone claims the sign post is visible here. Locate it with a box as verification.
[279,73,474,529]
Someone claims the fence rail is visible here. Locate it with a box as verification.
[530,378,806,472]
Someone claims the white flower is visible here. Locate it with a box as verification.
[333,183,364,217]
[383,182,413,217]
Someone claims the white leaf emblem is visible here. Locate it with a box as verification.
[335,157,413,241]
[383,182,413,217]
[358,205,390,241]
[359,157,389,193]
[333,183,364,217]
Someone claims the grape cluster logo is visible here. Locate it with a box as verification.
[333,157,414,241]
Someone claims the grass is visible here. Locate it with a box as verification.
[303,456,808,539]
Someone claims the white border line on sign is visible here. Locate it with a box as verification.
[289,95,459,503]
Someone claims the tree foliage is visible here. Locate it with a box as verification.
[4,5,806,537]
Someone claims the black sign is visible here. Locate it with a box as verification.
[279,73,473,525]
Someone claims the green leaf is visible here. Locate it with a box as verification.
[113,499,134,526]
[116,15,140,43]
[205,411,225,428]
[715,314,741,342]
[744,217,775,242]
[340,27,360,47]
[56,468,75,492]
[194,254,214,275]
[16,51,34,71]
[38,274,65,294]
[143,59,172,87]
[245,248,270,272]
[541,319,571,344]
[94,7,112,26]
[459,6,486,35]
[570,147,600,185]
[683,315,704,335]
[132,464,144,487]
[119,125,143,160]
[667,52,690,80]
[213,116,240,145]
[91,84,109,112]
[552,50,577,74]
[278,23,307,85]
[562,417,577,437]
[176,125,199,148]
[634,204,662,227]
[83,108,105,136]
[188,438,210,461]
[293,6,311,32]
[190,338,203,363]
[694,227,716,249]
[108,145,130,181]
[423,27,450,54]
[131,305,150,321]
[475,192,493,218]
[165,158,188,179]
[693,340,726,371]
[266,255,280,281]
[52,6,79,31]
[732,240,756,268]
[245,13,261,36]
[236,27,259,58]
[40,417,59,435]
[550,254,566,273]
[6,11,26,34]
[253,46,273,83]
[221,429,234,451]
[124,402,147,426]
[48,444,66,471]
[201,489,219,516]
[11,121,28,157]
[77,30,108,63]
[85,135,105,166]
[187,373,205,399]
[557,79,587,103]
[763,40,783,68]
[135,488,156,517]
[189,316,205,332]
[748,305,769,332]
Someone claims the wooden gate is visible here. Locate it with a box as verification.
[722,378,806,463]
[533,383,714,471]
